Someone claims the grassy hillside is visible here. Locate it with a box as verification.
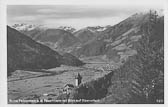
[72,13,151,62]
[58,14,164,104]
[7,26,63,76]
[7,26,84,76]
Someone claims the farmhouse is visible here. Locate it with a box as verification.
[63,73,82,94]
[63,84,74,94]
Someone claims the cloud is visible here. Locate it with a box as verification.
[37,9,57,13]
[13,16,36,21]
[8,5,140,19]
[43,16,125,29]
[35,6,138,20]
[7,5,164,28]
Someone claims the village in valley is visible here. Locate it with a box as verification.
[7,4,164,104]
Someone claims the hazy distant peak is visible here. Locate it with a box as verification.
[57,26,76,33]
[11,23,46,31]
[77,26,109,33]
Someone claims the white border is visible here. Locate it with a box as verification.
[5,0,164,6]
[0,0,167,107]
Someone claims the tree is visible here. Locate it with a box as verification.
[130,11,164,103]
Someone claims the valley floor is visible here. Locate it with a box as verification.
[7,58,120,103]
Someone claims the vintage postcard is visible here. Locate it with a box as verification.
[0,0,166,105]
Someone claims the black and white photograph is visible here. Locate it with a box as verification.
[0,0,167,105]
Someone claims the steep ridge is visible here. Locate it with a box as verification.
[7,26,62,76]
[11,24,80,50]
[58,13,164,104]
[74,26,108,44]
[62,53,84,66]
[74,28,97,44]
[72,40,106,57]
[72,12,152,62]
[11,23,45,39]
[34,29,80,49]
[7,26,83,76]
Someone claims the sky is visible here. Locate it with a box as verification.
[7,3,164,29]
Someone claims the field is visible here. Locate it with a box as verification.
[7,57,120,103]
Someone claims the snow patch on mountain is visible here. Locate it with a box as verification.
[11,23,46,31]
[57,26,76,33]
[86,26,109,32]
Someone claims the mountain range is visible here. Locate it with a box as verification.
[7,26,83,76]
[10,10,163,63]
[71,12,151,62]
[57,10,164,104]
